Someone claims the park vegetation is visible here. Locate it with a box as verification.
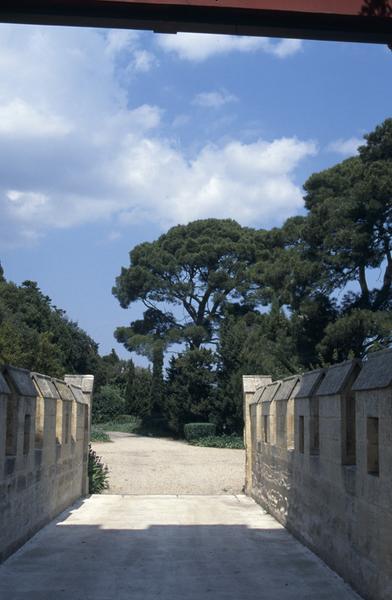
[0,119,391,439]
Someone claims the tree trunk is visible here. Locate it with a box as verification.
[151,345,164,416]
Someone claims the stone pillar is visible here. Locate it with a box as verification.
[64,375,94,495]
[242,375,271,494]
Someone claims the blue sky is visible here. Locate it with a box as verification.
[0,24,391,362]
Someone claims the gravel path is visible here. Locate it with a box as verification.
[92,432,245,495]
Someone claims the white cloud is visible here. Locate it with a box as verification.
[0,25,314,247]
[0,99,71,137]
[132,49,157,72]
[193,90,238,108]
[113,136,316,227]
[327,137,363,156]
[105,30,139,56]
[157,33,302,62]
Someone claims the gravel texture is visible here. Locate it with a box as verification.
[92,431,245,495]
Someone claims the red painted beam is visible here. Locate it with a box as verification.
[0,1,391,44]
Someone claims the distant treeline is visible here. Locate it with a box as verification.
[0,267,153,426]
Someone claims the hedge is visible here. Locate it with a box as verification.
[184,422,216,441]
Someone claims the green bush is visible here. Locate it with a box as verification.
[90,426,111,443]
[88,445,109,493]
[184,422,216,441]
[116,414,139,423]
[189,434,244,449]
[92,384,126,424]
[136,415,172,438]
[165,349,217,436]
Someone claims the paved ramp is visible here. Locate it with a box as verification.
[0,495,361,600]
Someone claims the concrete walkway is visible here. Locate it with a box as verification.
[0,494,361,600]
[93,432,245,495]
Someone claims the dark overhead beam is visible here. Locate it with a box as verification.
[0,1,391,44]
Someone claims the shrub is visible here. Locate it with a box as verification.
[92,384,125,424]
[184,422,216,441]
[189,434,244,449]
[88,445,109,493]
[116,414,139,423]
[165,349,217,436]
[90,426,111,443]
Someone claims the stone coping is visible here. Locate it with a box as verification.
[53,379,74,402]
[32,373,60,400]
[65,374,94,393]
[2,365,37,397]
[242,375,271,394]
[296,369,325,399]
[275,375,301,401]
[253,386,266,404]
[261,381,281,403]
[69,384,88,405]
[317,360,361,397]
[0,372,10,395]
[352,348,392,391]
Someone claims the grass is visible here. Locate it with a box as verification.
[90,426,111,443]
[91,415,141,442]
[189,435,244,449]
[99,416,141,433]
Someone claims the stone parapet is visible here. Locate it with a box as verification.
[0,366,93,562]
[244,350,392,600]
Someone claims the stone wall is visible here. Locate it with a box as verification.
[243,349,392,600]
[0,366,93,562]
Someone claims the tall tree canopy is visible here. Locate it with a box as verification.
[112,119,391,434]
[113,219,256,350]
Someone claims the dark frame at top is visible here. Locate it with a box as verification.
[0,1,391,44]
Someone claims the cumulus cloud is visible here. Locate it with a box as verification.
[192,90,238,108]
[0,25,314,247]
[327,137,363,156]
[116,137,316,227]
[157,33,302,62]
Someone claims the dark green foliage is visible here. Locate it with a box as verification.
[91,384,125,424]
[113,219,256,351]
[318,309,392,361]
[125,363,153,418]
[184,422,216,441]
[165,349,217,436]
[115,309,177,415]
[93,349,130,392]
[189,434,244,449]
[0,278,101,378]
[114,119,391,436]
[88,445,109,493]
